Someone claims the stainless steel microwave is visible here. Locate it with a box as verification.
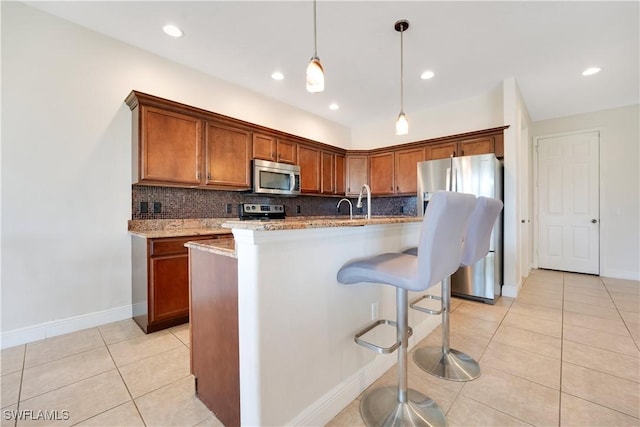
[253,159,301,196]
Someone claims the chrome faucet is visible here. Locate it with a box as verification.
[336,198,353,220]
[356,184,372,219]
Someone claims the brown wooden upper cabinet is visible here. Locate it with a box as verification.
[369,152,395,195]
[128,93,252,190]
[136,105,202,186]
[297,144,321,193]
[252,133,297,164]
[127,91,507,194]
[335,153,346,195]
[425,136,498,160]
[367,147,424,196]
[395,147,425,194]
[321,151,335,195]
[346,154,368,196]
[204,122,252,189]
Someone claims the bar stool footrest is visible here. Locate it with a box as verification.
[410,294,443,315]
[354,319,413,354]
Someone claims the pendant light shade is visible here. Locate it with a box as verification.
[306,56,324,93]
[395,19,409,135]
[396,111,409,135]
[306,0,324,93]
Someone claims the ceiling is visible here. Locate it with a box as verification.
[25,1,639,128]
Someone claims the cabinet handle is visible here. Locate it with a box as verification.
[207,173,211,180]
[390,186,393,191]
[197,172,201,180]
[396,186,399,192]
[461,150,464,156]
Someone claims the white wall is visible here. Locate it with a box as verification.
[502,78,533,297]
[351,86,504,149]
[531,105,640,280]
[0,2,349,342]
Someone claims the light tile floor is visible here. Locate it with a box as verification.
[1,270,638,426]
[329,270,640,427]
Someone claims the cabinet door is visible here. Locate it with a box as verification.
[458,136,495,157]
[321,151,335,195]
[252,133,276,161]
[369,152,395,195]
[297,145,321,193]
[395,148,424,194]
[425,142,457,160]
[346,155,368,195]
[140,106,201,185]
[205,123,251,189]
[335,153,346,195]
[276,139,297,164]
[150,254,190,323]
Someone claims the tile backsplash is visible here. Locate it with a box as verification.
[132,185,417,220]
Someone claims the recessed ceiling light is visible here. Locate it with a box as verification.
[163,24,183,38]
[329,103,339,110]
[420,70,435,80]
[271,71,284,81]
[582,67,601,76]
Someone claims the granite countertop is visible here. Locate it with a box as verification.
[222,215,421,231]
[184,238,236,258]
[128,218,232,238]
[128,216,421,237]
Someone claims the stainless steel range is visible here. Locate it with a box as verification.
[238,203,286,220]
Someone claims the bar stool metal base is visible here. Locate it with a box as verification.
[413,346,480,382]
[360,385,447,427]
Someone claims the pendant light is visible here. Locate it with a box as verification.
[395,19,409,135]
[306,0,324,93]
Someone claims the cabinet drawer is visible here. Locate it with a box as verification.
[150,235,215,256]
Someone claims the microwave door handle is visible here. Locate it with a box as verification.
[290,172,296,192]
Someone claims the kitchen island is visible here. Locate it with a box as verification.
[187,216,444,426]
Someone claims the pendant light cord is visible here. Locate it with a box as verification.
[400,28,404,113]
[313,0,318,57]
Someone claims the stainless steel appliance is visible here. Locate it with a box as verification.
[239,203,286,220]
[417,153,503,303]
[253,159,300,196]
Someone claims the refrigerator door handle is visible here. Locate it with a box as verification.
[446,167,458,192]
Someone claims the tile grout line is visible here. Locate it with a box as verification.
[447,295,520,420]
[558,272,566,427]
[601,280,640,353]
[11,345,27,427]
[95,324,148,427]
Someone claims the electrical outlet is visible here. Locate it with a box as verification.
[296,205,301,214]
[140,201,148,214]
[153,202,162,213]
[371,302,379,321]
[400,206,404,214]
[226,204,232,214]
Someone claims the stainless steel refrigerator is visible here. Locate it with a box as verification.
[417,153,503,303]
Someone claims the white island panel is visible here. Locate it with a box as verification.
[231,221,443,426]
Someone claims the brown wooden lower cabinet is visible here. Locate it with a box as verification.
[132,234,230,333]
[189,248,240,427]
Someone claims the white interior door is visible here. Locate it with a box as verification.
[537,131,600,274]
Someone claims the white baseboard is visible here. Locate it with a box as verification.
[286,315,441,426]
[601,268,640,281]
[502,284,521,298]
[1,305,133,349]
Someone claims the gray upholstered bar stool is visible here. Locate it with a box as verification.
[337,191,477,427]
[410,196,503,382]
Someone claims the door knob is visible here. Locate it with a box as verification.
[591,219,598,223]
